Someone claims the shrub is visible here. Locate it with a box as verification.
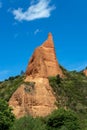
[10,116,46,130]
[0,75,24,101]
[0,99,15,130]
[46,109,81,130]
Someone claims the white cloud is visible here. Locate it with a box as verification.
[12,0,55,21]
[34,29,41,35]
[0,2,2,8]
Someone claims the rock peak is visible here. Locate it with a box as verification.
[26,33,63,78]
[48,32,53,40]
[42,33,54,48]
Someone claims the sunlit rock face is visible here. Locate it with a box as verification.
[9,33,63,118]
[26,33,63,78]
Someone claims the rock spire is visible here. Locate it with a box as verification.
[9,33,63,118]
[26,33,63,78]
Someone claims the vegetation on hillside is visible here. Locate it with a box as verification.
[0,67,87,130]
[10,109,81,130]
[0,75,24,101]
[46,108,81,130]
[48,68,87,130]
[0,99,15,130]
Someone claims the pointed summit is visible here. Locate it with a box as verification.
[42,32,54,48]
[26,33,63,78]
[48,32,53,41]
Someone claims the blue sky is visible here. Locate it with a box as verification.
[0,0,87,81]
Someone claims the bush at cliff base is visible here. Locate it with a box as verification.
[9,116,46,130]
[0,99,15,130]
[10,108,81,130]
[46,109,81,130]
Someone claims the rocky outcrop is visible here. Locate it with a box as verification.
[9,78,57,118]
[83,69,87,76]
[26,33,63,78]
[9,33,63,118]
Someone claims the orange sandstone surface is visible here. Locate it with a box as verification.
[9,33,63,118]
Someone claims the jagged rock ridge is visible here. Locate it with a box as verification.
[9,33,63,118]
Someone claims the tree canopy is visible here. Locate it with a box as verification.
[0,99,15,130]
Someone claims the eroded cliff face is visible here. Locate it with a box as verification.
[9,33,63,118]
[9,78,57,118]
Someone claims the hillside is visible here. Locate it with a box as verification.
[49,67,87,129]
[0,68,87,129]
[0,75,24,101]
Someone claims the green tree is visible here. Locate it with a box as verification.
[46,109,81,130]
[10,116,46,130]
[0,99,15,130]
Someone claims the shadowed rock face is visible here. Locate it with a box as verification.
[26,33,63,78]
[9,33,63,118]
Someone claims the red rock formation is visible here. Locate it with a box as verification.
[26,33,63,78]
[83,69,87,76]
[9,33,63,118]
[9,78,57,118]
